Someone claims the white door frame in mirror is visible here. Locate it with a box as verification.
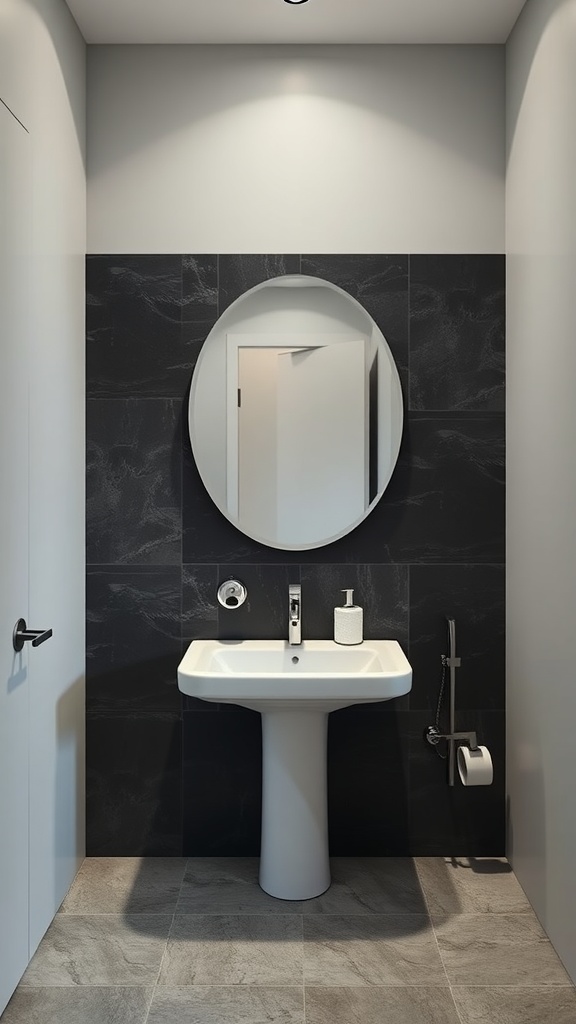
[189,274,403,550]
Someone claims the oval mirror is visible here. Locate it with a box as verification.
[189,274,403,550]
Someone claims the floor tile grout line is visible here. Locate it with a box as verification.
[170,913,434,921]
[413,858,466,1024]
[141,861,189,1024]
[16,981,576,991]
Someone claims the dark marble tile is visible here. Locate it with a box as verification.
[409,564,505,712]
[217,564,299,641]
[407,710,505,856]
[181,254,218,378]
[87,255,190,398]
[219,254,300,313]
[183,709,262,855]
[302,255,409,397]
[181,564,219,639]
[370,414,505,564]
[86,566,182,712]
[328,707,410,855]
[300,564,408,646]
[410,255,505,412]
[86,713,183,856]
[182,254,218,322]
[87,398,182,565]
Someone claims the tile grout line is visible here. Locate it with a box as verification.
[141,858,189,1024]
[413,858,466,1024]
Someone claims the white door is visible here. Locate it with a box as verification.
[276,339,367,546]
[238,347,281,541]
[0,99,31,1015]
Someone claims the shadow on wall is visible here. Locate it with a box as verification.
[56,677,85,898]
[30,0,87,174]
[505,0,573,171]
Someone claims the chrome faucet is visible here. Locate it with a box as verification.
[288,584,301,645]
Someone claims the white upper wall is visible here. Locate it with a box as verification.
[87,44,505,253]
[506,0,576,984]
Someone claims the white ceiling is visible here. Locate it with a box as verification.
[65,0,528,45]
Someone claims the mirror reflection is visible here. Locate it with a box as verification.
[189,275,403,550]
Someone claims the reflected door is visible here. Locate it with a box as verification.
[237,340,367,547]
[276,339,367,546]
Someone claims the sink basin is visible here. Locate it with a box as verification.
[178,638,412,901]
[178,638,411,712]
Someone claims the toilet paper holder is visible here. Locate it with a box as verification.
[425,617,483,787]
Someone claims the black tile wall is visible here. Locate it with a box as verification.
[86,398,182,565]
[182,708,263,855]
[219,254,301,313]
[410,255,505,412]
[86,566,182,713]
[86,711,182,856]
[86,253,505,857]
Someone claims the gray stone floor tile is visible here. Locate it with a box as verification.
[157,915,303,986]
[451,985,576,1023]
[0,987,152,1023]
[305,986,462,1024]
[303,915,448,987]
[177,857,426,915]
[19,915,171,987]
[176,859,296,914]
[7,857,575,1024]
[432,913,572,986]
[317,859,428,915]
[415,858,532,917]
[60,857,187,914]
[147,986,305,1023]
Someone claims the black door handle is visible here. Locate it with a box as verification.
[13,618,53,652]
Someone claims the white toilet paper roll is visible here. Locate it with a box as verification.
[457,744,493,786]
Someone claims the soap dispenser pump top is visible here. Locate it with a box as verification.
[334,589,363,646]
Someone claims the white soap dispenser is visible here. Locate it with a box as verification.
[334,589,363,646]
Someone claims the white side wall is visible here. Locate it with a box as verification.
[87,44,504,253]
[1,0,86,953]
[506,0,576,983]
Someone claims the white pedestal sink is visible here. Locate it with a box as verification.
[178,639,412,900]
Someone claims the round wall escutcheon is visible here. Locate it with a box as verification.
[217,579,247,609]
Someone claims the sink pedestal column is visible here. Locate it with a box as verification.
[259,709,331,900]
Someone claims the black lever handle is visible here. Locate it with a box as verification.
[13,618,53,652]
